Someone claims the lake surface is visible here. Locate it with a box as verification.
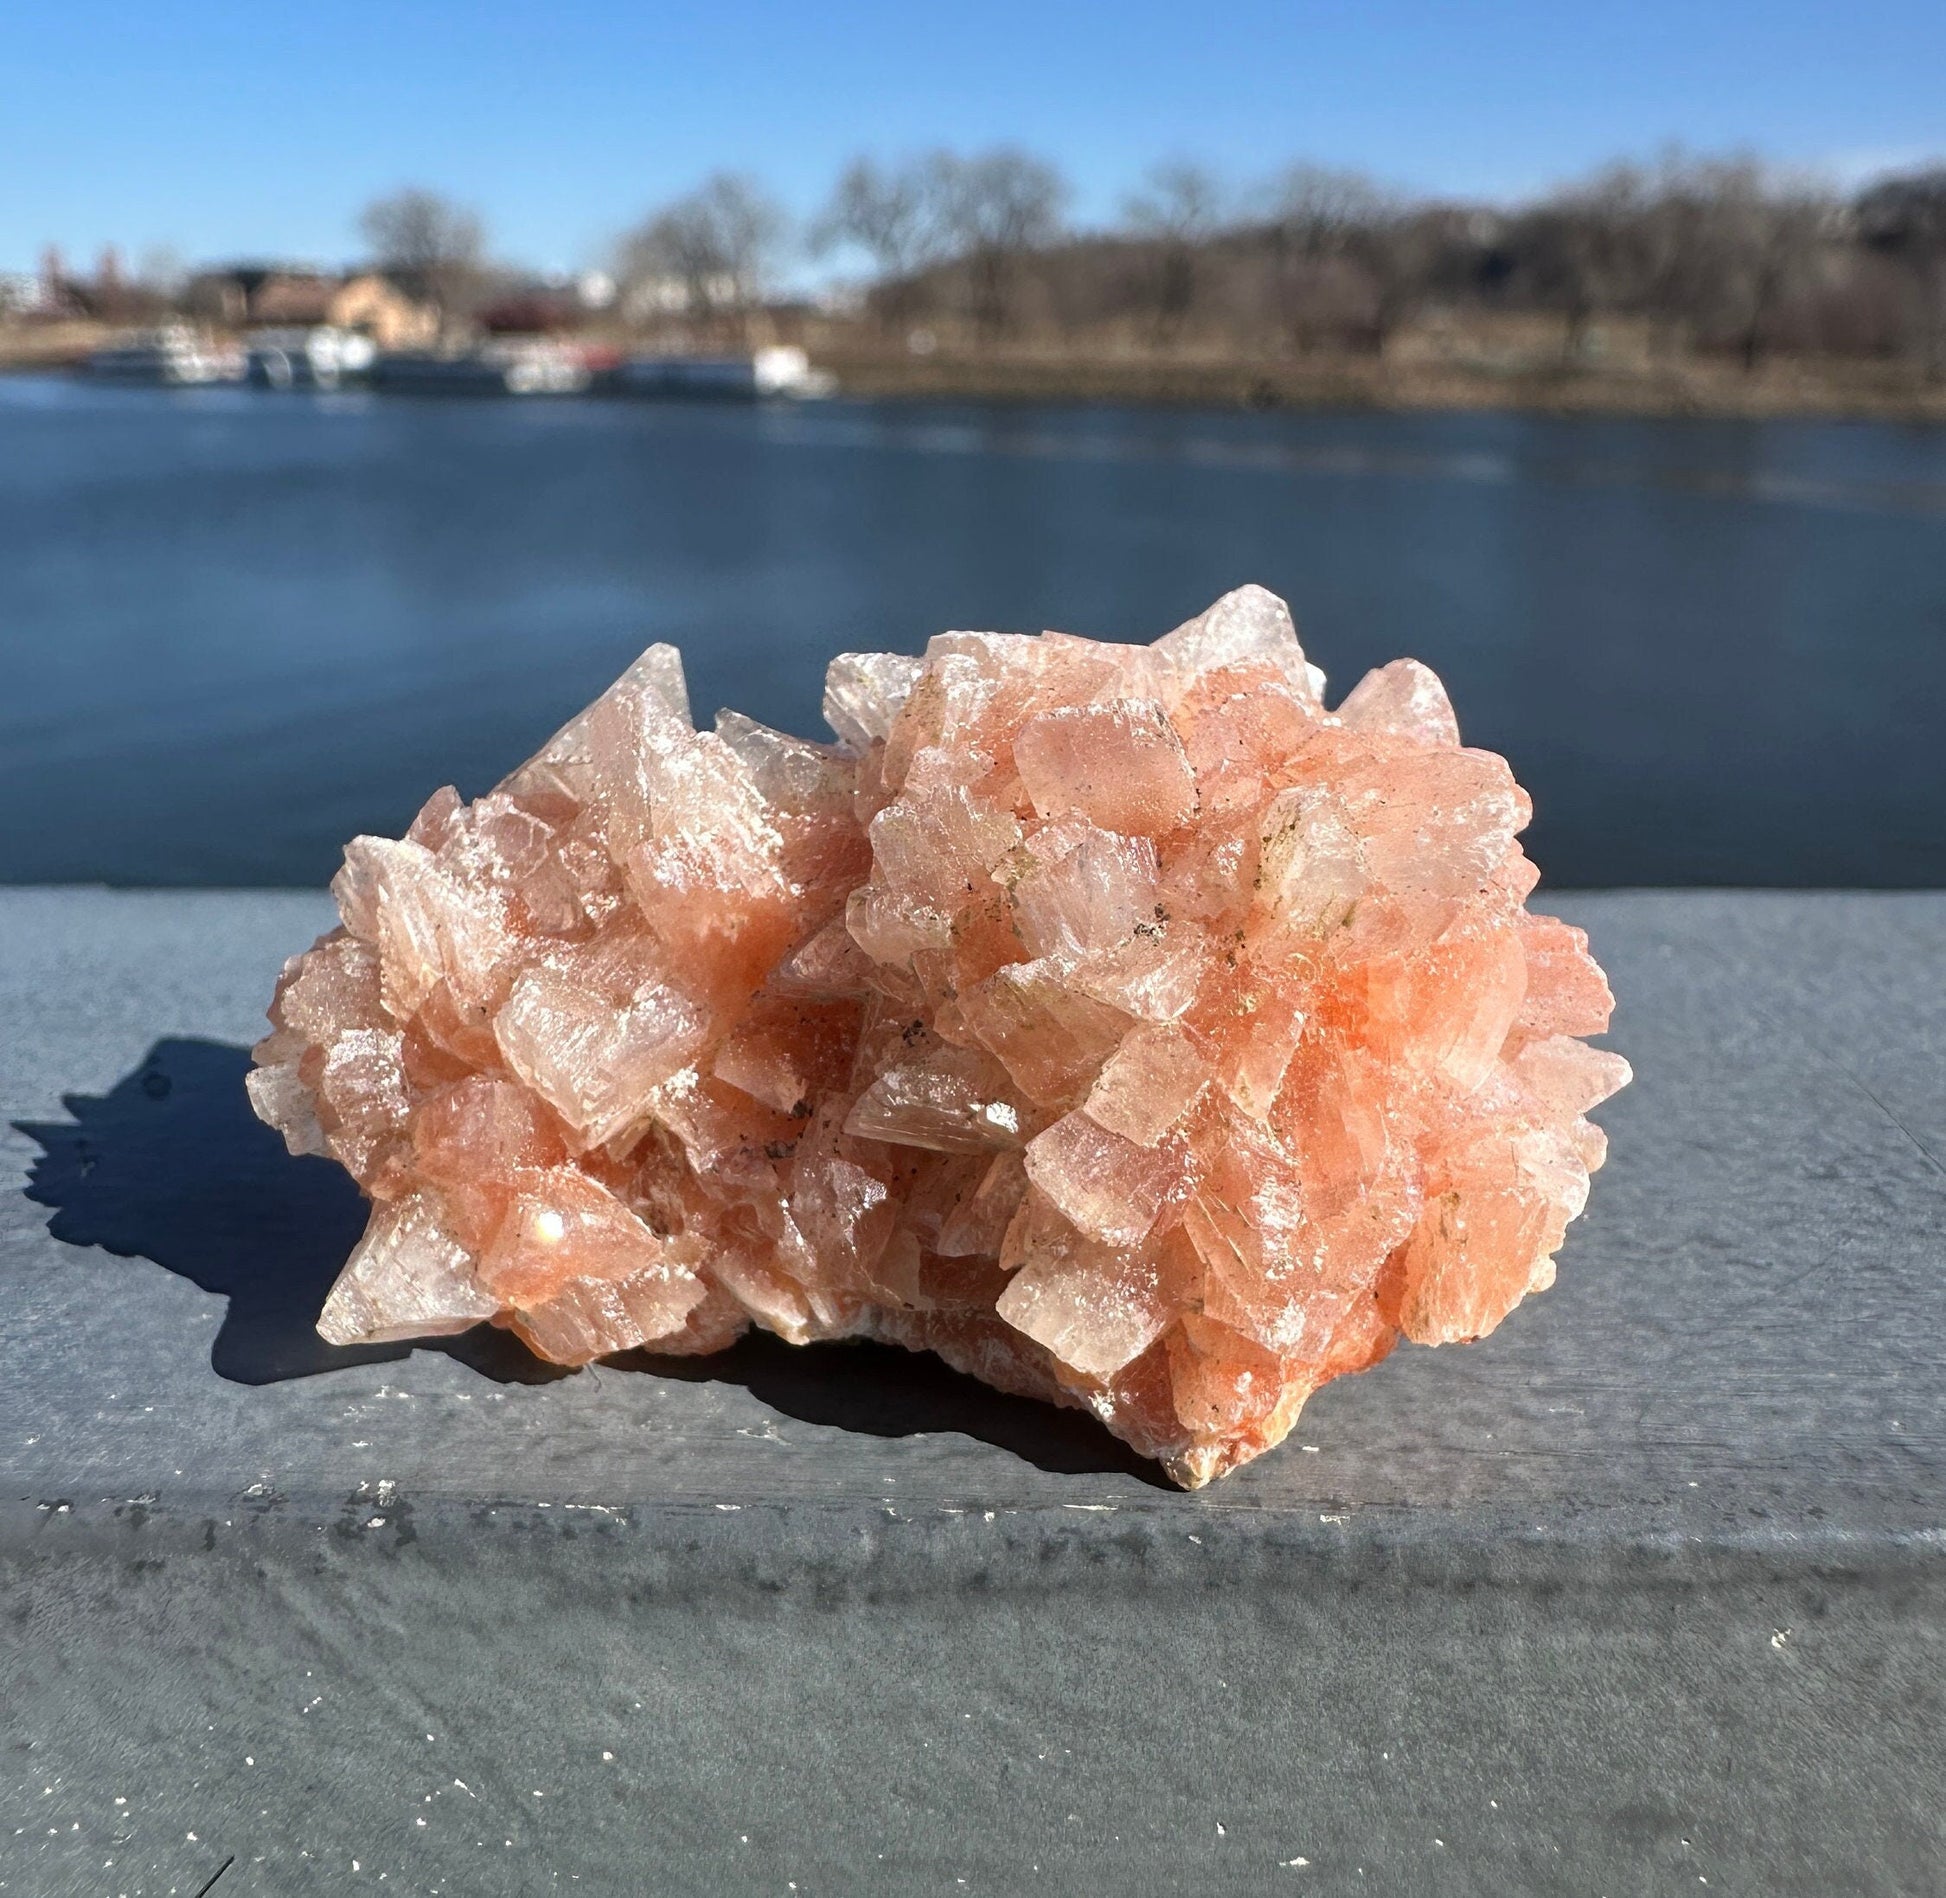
[1,376,1943,888]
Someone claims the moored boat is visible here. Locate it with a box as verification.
[246,326,377,390]
[85,326,245,386]
[604,345,834,401]
[371,341,591,396]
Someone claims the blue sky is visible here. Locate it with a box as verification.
[4,0,1941,277]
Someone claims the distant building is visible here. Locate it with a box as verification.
[326,273,440,348]
[186,265,440,348]
[245,272,337,325]
[476,286,583,336]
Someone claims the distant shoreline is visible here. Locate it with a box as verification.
[8,324,1945,426]
[816,345,1946,426]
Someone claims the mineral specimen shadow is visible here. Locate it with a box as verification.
[14,1037,563,1386]
[618,1331,1171,1483]
[15,1038,1164,1479]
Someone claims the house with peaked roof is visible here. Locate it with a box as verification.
[186,266,439,349]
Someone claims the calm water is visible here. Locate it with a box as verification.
[2,375,1943,888]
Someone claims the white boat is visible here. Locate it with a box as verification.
[606,345,835,401]
[86,326,245,386]
[499,341,590,395]
[372,341,590,397]
[246,326,377,390]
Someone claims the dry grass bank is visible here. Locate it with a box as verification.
[0,322,114,368]
[813,337,1946,424]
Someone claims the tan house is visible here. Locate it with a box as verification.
[327,274,439,348]
[189,267,440,348]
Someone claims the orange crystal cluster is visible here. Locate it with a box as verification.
[250,586,1628,1485]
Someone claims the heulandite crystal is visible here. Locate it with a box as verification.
[250,587,1628,1485]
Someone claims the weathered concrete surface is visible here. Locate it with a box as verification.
[2,887,1941,1897]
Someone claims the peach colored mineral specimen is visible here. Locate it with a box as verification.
[251,587,1628,1486]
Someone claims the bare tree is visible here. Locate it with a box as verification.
[932,147,1069,338]
[1121,160,1225,341]
[358,187,486,318]
[1265,165,1393,349]
[618,172,788,339]
[1516,163,1659,360]
[1604,156,1833,369]
[1685,161,1835,370]
[1857,168,1946,380]
[1270,164,1391,254]
[1696,166,1829,371]
[813,155,950,328]
[1349,207,1455,356]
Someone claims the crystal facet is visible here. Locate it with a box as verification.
[252,590,1628,1486]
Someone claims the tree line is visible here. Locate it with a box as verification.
[597,148,1946,376]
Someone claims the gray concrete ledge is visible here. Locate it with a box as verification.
[3,887,1943,1895]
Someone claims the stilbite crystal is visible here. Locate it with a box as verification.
[251,586,1628,1486]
